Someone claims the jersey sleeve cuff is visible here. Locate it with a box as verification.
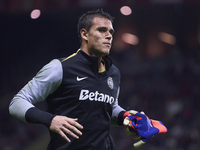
[25,107,55,128]
[117,111,126,126]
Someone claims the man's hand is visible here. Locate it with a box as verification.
[123,110,142,135]
[49,116,83,142]
[123,110,167,149]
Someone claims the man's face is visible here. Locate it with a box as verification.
[86,17,114,57]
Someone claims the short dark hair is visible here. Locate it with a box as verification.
[77,9,114,41]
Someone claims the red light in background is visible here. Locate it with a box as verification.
[120,6,132,16]
[30,9,41,19]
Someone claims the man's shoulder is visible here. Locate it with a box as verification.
[110,63,120,74]
[59,51,80,63]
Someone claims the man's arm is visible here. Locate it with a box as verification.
[9,59,83,142]
[111,87,126,126]
[9,59,62,124]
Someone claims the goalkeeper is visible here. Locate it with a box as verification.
[9,9,167,150]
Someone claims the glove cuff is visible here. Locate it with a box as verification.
[123,111,130,120]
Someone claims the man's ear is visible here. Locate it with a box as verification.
[80,28,88,41]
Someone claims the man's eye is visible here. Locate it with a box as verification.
[110,31,114,35]
[99,29,105,32]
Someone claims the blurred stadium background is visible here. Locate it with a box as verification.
[1,0,200,150]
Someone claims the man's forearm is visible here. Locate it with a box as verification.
[25,107,55,128]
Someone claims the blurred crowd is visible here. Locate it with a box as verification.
[110,45,200,150]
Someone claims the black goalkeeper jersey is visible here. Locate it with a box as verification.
[9,49,125,150]
[46,50,120,150]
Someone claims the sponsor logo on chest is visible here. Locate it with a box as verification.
[79,89,115,104]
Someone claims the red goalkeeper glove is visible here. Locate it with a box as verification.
[123,110,167,148]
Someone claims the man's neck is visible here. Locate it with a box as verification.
[98,56,106,73]
[80,46,106,72]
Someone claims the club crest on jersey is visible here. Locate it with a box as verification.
[107,76,114,89]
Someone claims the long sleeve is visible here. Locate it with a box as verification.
[9,59,63,127]
[111,87,125,126]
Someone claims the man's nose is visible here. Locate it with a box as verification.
[106,32,112,40]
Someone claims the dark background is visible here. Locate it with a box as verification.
[1,0,200,150]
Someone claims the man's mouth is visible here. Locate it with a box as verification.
[104,43,111,47]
